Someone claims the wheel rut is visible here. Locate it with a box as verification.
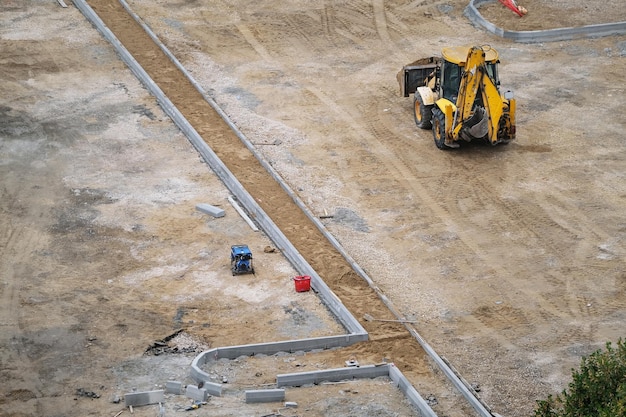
[0,218,43,398]
[355,98,618,347]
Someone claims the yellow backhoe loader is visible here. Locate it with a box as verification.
[398,45,516,149]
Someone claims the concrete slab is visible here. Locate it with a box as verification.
[196,203,225,218]
[185,384,209,402]
[202,381,223,397]
[245,389,285,403]
[124,390,164,407]
[165,380,183,394]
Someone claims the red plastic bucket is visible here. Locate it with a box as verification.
[293,275,311,292]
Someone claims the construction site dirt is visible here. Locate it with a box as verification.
[1,1,625,417]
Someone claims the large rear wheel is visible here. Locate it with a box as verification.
[431,107,448,150]
[413,94,433,129]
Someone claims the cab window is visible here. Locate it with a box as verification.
[442,61,461,101]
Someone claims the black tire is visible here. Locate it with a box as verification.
[413,94,433,129]
[431,107,448,150]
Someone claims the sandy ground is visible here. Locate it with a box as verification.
[1,1,625,417]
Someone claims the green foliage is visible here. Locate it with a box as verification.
[534,339,626,417]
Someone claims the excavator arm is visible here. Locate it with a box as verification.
[451,46,514,145]
[455,46,485,122]
[481,72,505,143]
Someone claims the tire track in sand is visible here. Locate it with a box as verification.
[372,0,392,43]
[0,209,42,398]
[345,96,611,347]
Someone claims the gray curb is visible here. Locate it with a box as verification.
[466,0,626,42]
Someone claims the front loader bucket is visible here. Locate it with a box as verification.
[397,57,439,97]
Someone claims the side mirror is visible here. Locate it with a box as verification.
[504,90,514,100]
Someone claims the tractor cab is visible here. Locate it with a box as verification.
[230,244,254,275]
[440,45,500,104]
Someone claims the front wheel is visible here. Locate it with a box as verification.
[413,94,433,129]
[431,108,448,150]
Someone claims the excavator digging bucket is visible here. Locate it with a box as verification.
[498,0,524,16]
[463,108,489,141]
